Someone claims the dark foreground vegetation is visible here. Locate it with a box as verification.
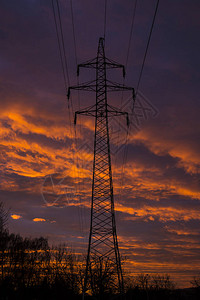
[0,203,200,299]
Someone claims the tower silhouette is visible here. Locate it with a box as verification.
[68,37,135,298]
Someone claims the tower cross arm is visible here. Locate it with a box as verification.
[77,57,97,76]
[67,80,96,99]
[74,103,97,124]
[105,58,126,77]
[106,80,136,100]
[107,104,130,127]
[74,110,96,125]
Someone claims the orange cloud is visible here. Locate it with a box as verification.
[0,105,74,140]
[133,126,200,175]
[1,100,199,235]
[0,103,94,184]
[164,226,199,236]
[113,161,200,201]
[33,218,46,222]
[116,203,200,222]
[11,214,22,220]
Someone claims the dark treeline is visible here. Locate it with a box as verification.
[0,230,82,299]
[0,203,200,300]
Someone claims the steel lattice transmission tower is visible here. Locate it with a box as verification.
[68,37,135,297]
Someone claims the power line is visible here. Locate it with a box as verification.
[70,0,86,237]
[52,0,74,178]
[136,0,160,94]
[55,0,70,87]
[52,1,77,232]
[70,0,78,68]
[51,0,68,93]
[125,0,138,69]
[52,0,73,140]
[104,0,107,40]
[70,0,81,112]
[119,0,160,204]
[52,0,86,238]
[118,0,138,205]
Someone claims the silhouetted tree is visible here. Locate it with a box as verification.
[86,257,118,299]
[124,273,175,300]
[191,274,200,298]
[0,207,179,300]
[151,274,175,290]
[0,202,8,232]
[191,274,200,288]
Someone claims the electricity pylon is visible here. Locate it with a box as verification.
[68,37,135,298]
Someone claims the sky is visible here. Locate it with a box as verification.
[0,0,200,288]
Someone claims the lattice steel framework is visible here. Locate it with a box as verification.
[68,37,135,298]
